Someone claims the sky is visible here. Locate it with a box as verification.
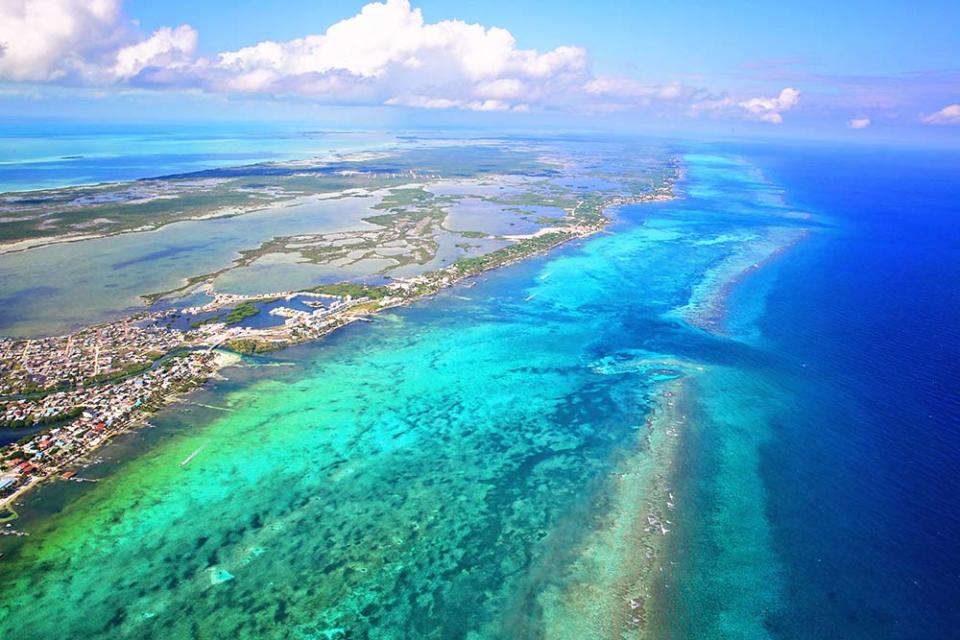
[1,0,958,143]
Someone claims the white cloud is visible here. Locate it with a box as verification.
[585,77,704,103]
[112,24,196,80]
[385,96,461,109]
[921,104,960,125]
[475,78,526,101]
[202,0,588,109]
[848,116,871,129]
[0,0,123,81]
[690,96,735,113]
[385,95,527,112]
[586,77,803,124]
[738,87,800,123]
[687,88,801,123]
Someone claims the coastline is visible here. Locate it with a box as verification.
[0,190,674,512]
[0,350,241,512]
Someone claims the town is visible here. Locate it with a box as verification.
[0,286,401,509]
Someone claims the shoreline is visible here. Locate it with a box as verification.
[0,190,675,512]
[0,350,241,512]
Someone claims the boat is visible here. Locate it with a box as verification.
[180,446,204,467]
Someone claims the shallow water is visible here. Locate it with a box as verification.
[443,197,543,235]
[0,194,382,336]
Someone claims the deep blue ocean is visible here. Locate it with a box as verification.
[704,142,960,638]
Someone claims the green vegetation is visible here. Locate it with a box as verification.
[224,339,280,355]
[1,350,174,398]
[495,192,578,210]
[0,184,271,245]
[361,209,444,228]
[186,301,262,328]
[1,141,676,256]
[224,302,261,325]
[343,301,384,315]
[371,187,437,212]
[451,232,573,276]
[308,283,391,300]
[91,360,153,384]
[34,142,679,331]
[3,379,46,395]
[0,167,413,247]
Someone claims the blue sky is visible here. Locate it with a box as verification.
[1,0,958,142]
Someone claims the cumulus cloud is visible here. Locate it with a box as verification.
[0,0,198,85]
[201,0,587,109]
[737,87,800,123]
[587,77,803,123]
[921,104,960,125]
[687,88,800,123]
[0,0,123,81]
[112,25,197,80]
[848,116,871,129]
[0,0,588,110]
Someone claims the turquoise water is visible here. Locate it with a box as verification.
[0,149,809,638]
